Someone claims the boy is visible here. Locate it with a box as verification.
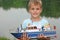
[18,0,50,40]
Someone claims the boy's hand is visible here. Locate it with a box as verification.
[37,34,50,40]
[21,32,30,40]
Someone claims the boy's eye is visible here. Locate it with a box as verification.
[36,8,40,10]
[31,8,34,10]
[31,8,40,10]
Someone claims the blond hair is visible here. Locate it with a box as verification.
[27,0,42,10]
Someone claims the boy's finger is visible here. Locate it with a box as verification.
[26,34,30,40]
[37,34,45,38]
[22,32,27,37]
[37,34,42,38]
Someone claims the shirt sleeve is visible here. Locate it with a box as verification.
[43,19,51,31]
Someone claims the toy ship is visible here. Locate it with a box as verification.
[11,25,56,39]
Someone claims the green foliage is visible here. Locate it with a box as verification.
[2,0,13,9]
[0,37,10,40]
[41,0,60,18]
[0,0,60,17]
[0,0,28,9]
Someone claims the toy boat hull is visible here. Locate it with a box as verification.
[11,31,56,39]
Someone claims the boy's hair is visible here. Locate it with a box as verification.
[27,0,42,11]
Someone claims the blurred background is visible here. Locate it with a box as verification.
[0,0,60,40]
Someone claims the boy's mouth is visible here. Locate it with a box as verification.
[33,13,38,15]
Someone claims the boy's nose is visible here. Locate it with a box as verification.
[34,9,37,12]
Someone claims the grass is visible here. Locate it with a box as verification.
[0,37,10,40]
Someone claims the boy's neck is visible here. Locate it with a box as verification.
[31,17,41,22]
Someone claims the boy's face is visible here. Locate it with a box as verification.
[29,3,42,18]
